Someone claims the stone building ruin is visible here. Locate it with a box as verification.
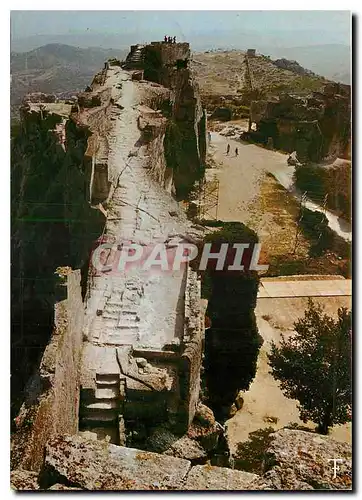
[249,83,351,163]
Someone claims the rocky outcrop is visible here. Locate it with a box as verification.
[272,58,315,77]
[11,428,352,491]
[249,83,351,162]
[42,434,191,490]
[261,429,352,490]
[187,403,223,452]
[141,42,207,198]
[184,465,258,490]
[164,435,207,462]
[11,98,105,419]
[10,470,40,490]
[11,270,85,471]
[12,41,207,460]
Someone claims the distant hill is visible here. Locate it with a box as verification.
[263,45,350,85]
[191,50,328,100]
[11,43,128,114]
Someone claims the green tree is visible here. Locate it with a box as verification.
[268,300,352,434]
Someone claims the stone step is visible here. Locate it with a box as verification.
[81,409,119,423]
[104,318,119,328]
[117,320,139,328]
[103,332,140,344]
[106,301,122,307]
[102,312,120,320]
[103,304,123,313]
[95,386,120,399]
[96,374,120,386]
[84,399,120,411]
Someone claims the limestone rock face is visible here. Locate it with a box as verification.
[13,428,352,491]
[186,403,223,453]
[10,470,40,490]
[48,484,82,490]
[262,429,352,490]
[194,403,216,426]
[252,467,314,490]
[184,465,258,490]
[43,434,191,490]
[164,435,207,462]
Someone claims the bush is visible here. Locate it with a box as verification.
[234,427,275,474]
[294,164,325,201]
[300,207,350,259]
[108,57,121,66]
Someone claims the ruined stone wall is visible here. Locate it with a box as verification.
[178,266,204,429]
[11,270,84,471]
[143,42,191,87]
[250,84,351,162]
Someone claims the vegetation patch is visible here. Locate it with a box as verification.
[234,427,275,474]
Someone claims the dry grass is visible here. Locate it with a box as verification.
[245,174,310,263]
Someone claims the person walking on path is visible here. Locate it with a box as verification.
[226,144,230,156]
[235,147,239,157]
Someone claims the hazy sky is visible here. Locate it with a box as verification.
[11,10,351,45]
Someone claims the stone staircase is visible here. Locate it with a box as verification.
[81,373,123,424]
[89,277,143,345]
[124,44,145,69]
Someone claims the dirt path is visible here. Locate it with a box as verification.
[208,132,291,225]
[207,132,309,261]
[209,131,351,241]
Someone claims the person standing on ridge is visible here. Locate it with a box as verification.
[164,35,167,42]
[173,36,176,43]
[226,144,230,155]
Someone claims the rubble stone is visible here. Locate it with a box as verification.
[43,434,191,490]
[164,435,207,461]
[262,429,352,490]
[184,465,258,490]
[10,469,40,490]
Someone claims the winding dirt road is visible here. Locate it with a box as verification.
[209,131,351,241]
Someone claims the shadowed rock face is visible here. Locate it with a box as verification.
[11,103,105,419]
[259,429,352,490]
[250,84,351,163]
[141,42,207,199]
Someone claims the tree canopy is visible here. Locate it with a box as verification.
[268,299,352,434]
